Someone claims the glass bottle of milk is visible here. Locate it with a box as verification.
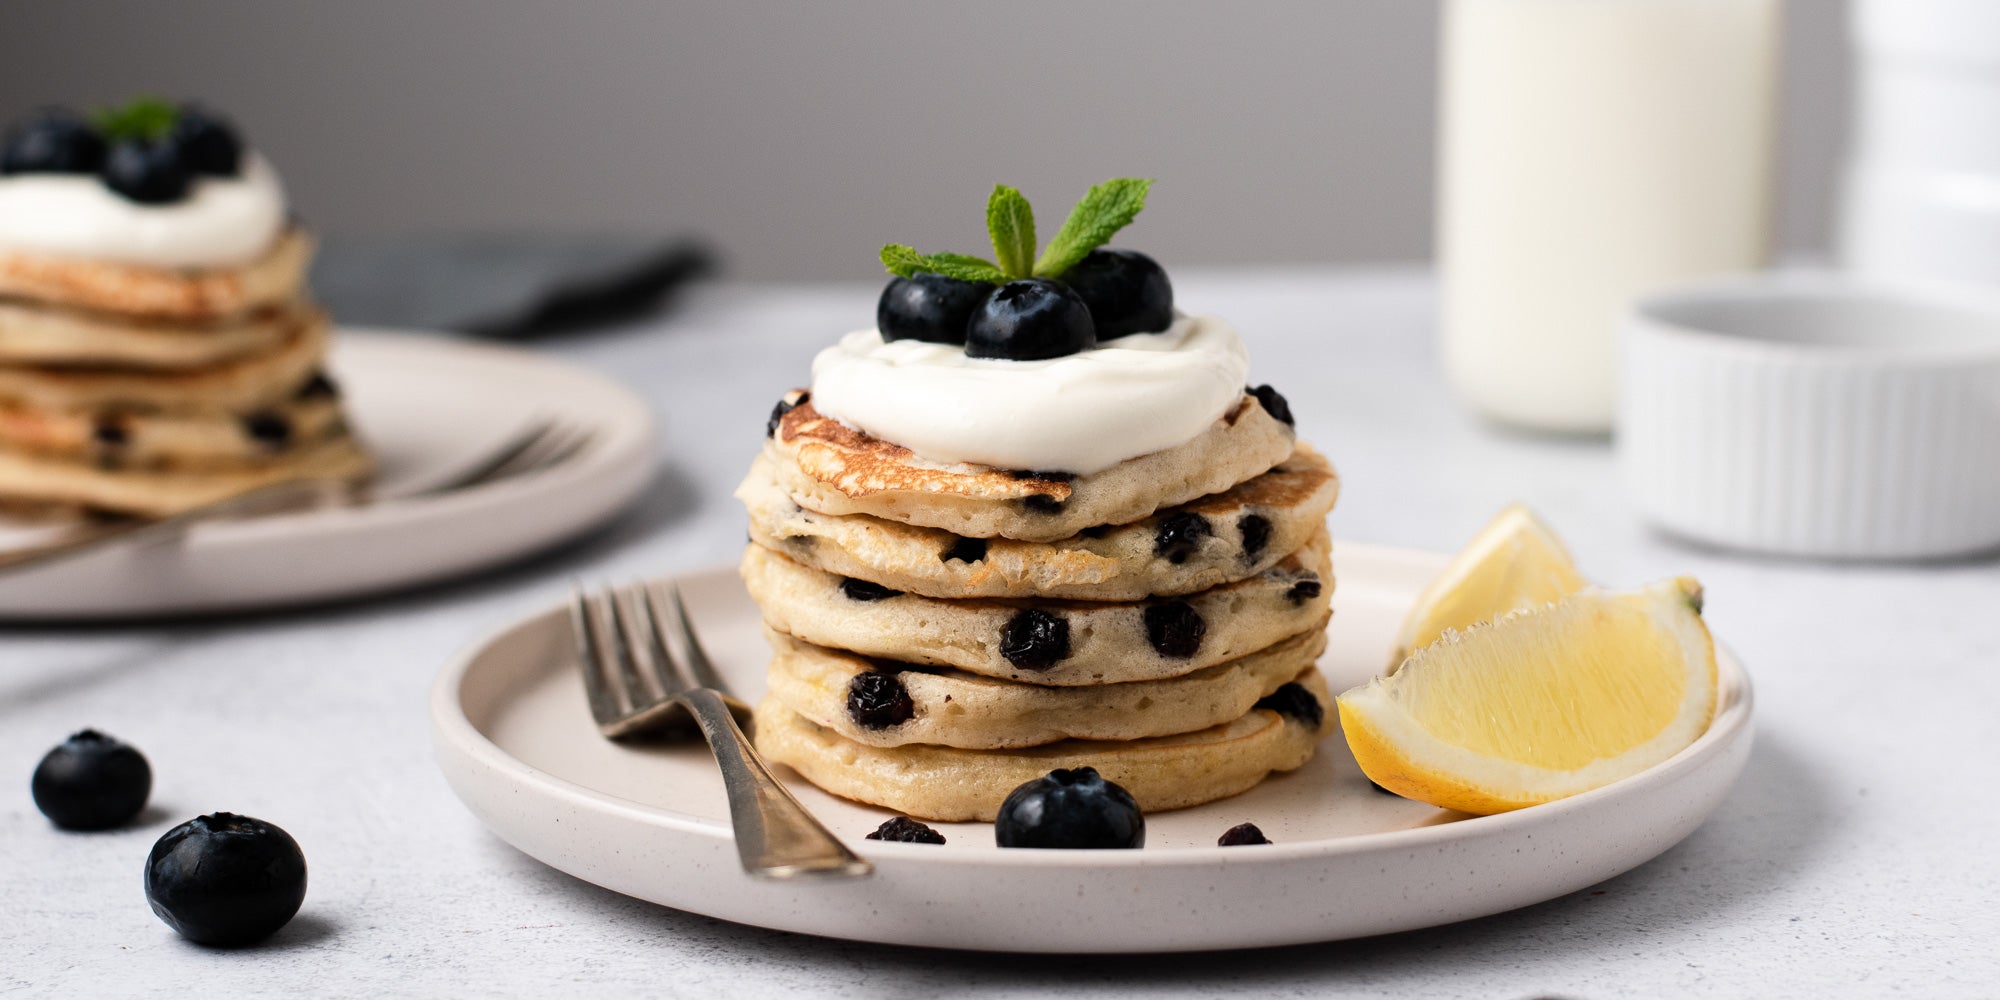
[1438,0,1782,433]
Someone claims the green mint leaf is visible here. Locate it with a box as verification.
[986,184,1037,279]
[1033,177,1153,278]
[879,244,1007,284]
[92,97,180,142]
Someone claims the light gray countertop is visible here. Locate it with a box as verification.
[4,265,1994,998]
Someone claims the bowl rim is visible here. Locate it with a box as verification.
[1626,270,2000,368]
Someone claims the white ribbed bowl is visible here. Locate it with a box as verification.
[1620,275,2000,559]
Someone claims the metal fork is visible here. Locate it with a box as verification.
[573,581,872,880]
[0,418,591,574]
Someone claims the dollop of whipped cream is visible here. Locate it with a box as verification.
[809,313,1252,475]
[0,154,287,268]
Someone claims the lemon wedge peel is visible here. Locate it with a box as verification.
[1341,578,1716,815]
[1391,503,1587,664]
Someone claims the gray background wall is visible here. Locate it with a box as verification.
[0,1,1848,281]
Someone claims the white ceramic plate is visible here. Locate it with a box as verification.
[0,329,655,619]
[431,543,1755,953]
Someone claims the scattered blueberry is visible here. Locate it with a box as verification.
[1,109,105,174]
[1059,248,1173,337]
[242,412,292,450]
[1248,384,1295,427]
[766,392,806,438]
[877,273,987,345]
[995,767,1144,849]
[839,577,901,601]
[1285,578,1323,606]
[102,137,191,204]
[965,279,1096,361]
[1021,493,1065,514]
[1217,822,1272,846]
[941,536,987,563]
[866,816,946,844]
[1153,512,1211,564]
[1255,682,1324,729]
[30,729,151,831]
[171,105,241,176]
[145,813,307,946]
[846,672,915,730]
[1238,514,1272,562]
[999,609,1071,671]
[1143,601,1206,659]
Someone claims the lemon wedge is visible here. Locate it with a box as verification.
[1339,578,1717,815]
[1391,503,1586,664]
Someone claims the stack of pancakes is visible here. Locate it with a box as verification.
[738,388,1341,822]
[0,227,370,517]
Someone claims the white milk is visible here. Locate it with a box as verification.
[1438,0,1781,433]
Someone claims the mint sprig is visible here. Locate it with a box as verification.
[91,98,180,142]
[880,177,1153,285]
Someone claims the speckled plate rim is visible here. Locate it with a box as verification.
[430,545,1755,952]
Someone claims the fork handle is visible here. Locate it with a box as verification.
[677,688,874,879]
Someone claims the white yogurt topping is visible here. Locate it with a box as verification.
[808,313,1252,475]
[0,154,287,268]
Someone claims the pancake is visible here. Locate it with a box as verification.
[0,227,312,322]
[762,623,1327,750]
[0,391,347,471]
[0,309,326,414]
[744,528,1332,685]
[766,390,1296,542]
[740,442,1339,601]
[0,432,371,517]
[753,667,1334,822]
[0,298,300,370]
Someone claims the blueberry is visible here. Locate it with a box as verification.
[172,105,241,176]
[30,729,151,831]
[1217,822,1272,846]
[941,536,987,563]
[965,279,1096,361]
[1059,248,1173,337]
[1021,493,1065,514]
[878,274,987,345]
[1248,384,1295,427]
[1285,579,1322,606]
[1,109,105,174]
[995,767,1144,849]
[1238,514,1272,562]
[767,392,806,438]
[865,816,946,844]
[1255,682,1324,729]
[145,812,307,946]
[839,577,901,601]
[999,609,1070,671]
[1153,512,1211,564]
[846,672,914,730]
[242,412,292,450]
[103,137,191,204]
[1143,602,1205,659]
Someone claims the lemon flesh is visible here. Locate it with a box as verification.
[1392,504,1585,664]
[1340,578,1716,815]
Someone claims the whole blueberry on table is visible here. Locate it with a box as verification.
[171,105,242,176]
[145,812,307,946]
[1,109,106,174]
[866,816,947,844]
[994,766,1144,849]
[877,273,988,345]
[1217,822,1272,846]
[965,279,1097,361]
[1059,248,1174,337]
[103,137,191,204]
[30,729,151,830]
